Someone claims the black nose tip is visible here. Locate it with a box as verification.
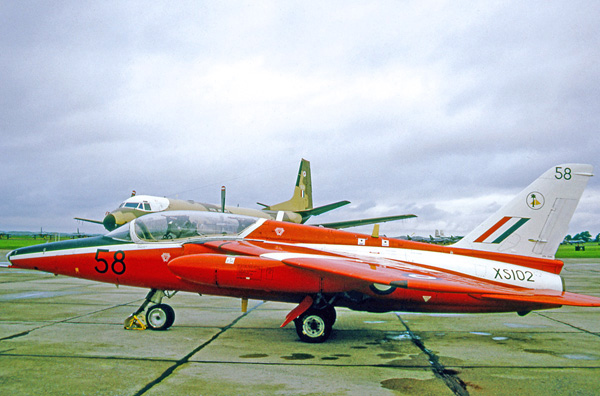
[103,214,117,231]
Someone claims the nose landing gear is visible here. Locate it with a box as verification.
[124,289,176,331]
[146,303,175,330]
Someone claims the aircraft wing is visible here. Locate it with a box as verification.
[478,291,600,306]
[264,252,600,307]
[202,240,600,307]
[74,217,104,225]
[297,200,351,220]
[261,252,523,294]
[314,214,417,229]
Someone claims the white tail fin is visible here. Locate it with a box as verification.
[453,164,593,259]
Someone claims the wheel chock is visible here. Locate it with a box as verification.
[124,314,147,330]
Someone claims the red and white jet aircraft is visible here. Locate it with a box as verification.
[7,164,600,342]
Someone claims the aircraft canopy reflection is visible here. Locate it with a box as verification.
[108,211,261,243]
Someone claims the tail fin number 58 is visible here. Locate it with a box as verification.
[555,167,572,180]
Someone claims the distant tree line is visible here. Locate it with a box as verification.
[563,231,600,243]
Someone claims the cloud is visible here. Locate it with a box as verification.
[1,1,599,238]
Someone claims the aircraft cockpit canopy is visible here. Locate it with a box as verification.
[106,211,259,242]
[116,195,170,213]
[120,201,152,211]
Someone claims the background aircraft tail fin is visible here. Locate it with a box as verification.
[452,164,593,259]
[264,158,313,212]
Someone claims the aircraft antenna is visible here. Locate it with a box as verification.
[221,186,226,213]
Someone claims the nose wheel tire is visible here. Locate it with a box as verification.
[294,307,334,343]
[146,303,175,330]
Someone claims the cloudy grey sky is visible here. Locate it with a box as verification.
[1,1,599,238]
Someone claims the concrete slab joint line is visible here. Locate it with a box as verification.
[534,312,600,337]
[395,313,470,396]
[133,301,265,396]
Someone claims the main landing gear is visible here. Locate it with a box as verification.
[289,295,337,343]
[124,289,176,331]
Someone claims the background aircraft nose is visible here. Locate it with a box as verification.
[103,214,117,231]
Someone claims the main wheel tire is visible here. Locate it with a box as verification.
[322,305,337,326]
[294,308,333,343]
[146,303,175,330]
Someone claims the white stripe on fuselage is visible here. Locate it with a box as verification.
[290,243,564,292]
[8,242,182,261]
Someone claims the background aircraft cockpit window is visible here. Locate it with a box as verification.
[106,223,132,241]
[133,211,258,242]
[143,202,151,211]
[124,202,138,209]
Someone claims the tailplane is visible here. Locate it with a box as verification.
[453,164,593,259]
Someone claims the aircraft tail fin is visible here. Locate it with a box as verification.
[452,164,593,259]
[263,158,313,212]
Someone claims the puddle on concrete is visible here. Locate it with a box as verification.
[0,291,79,301]
[504,322,543,328]
[239,353,268,359]
[386,331,415,341]
[364,320,386,324]
[387,354,428,367]
[321,354,350,361]
[0,269,40,274]
[381,377,441,393]
[469,332,510,341]
[562,354,598,360]
[378,353,403,359]
[524,349,553,355]
[281,353,314,360]
[523,350,599,360]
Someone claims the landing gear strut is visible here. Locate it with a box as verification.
[124,289,176,331]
